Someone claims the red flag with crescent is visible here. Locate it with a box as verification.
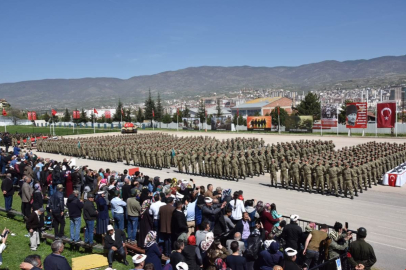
[32,111,37,120]
[94,108,98,114]
[388,173,397,187]
[28,112,32,120]
[377,102,396,128]
[2,108,6,116]
[52,109,57,116]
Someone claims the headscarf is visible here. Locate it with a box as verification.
[251,228,261,236]
[263,240,275,250]
[264,203,271,212]
[305,222,316,232]
[144,231,157,248]
[156,185,163,193]
[187,235,196,246]
[141,199,151,215]
[200,232,214,251]
[256,200,264,211]
[222,189,232,201]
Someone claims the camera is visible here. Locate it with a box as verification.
[2,229,10,238]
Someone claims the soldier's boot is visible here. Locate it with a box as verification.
[355,191,358,197]
[359,187,363,193]
[351,195,354,200]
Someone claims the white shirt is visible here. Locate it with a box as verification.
[149,201,166,220]
[229,199,246,220]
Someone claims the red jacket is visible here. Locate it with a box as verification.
[261,210,279,234]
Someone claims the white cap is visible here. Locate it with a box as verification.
[285,247,297,256]
[107,225,114,231]
[132,254,147,264]
[97,191,105,195]
[176,192,184,199]
[176,262,189,270]
[205,197,213,203]
[290,214,299,222]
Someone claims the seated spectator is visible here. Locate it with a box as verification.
[170,240,186,270]
[26,208,44,251]
[104,224,129,268]
[131,254,147,270]
[144,231,162,270]
[43,241,72,270]
[226,241,247,270]
[226,232,245,256]
[257,240,283,270]
[182,235,202,270]
[303,224,328,268]
[0,228,9,266]
[19,254,42,270]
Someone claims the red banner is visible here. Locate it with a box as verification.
[105,110,111,119]
[377,102,396,128]
[247,116,272,131]
[346,102,367,129]
[73,110,80,119]
[388,173,397,187]
[32,111,37,120]
[28,112,32,120]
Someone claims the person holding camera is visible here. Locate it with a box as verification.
[0,228,9,266]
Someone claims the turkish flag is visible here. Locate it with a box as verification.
[236,109,239,117]
[94,108,98,114]
[388,173,397,187]
[32,111,37,120]
[28,112,32,120]
[2,108,7,116]
[177,108,180,116]
[105,110,111,119]
[377,102,396,128]
[277,107,280,115]
[121,108,124,116]
[52,109,57,116]
[152,109,155,117]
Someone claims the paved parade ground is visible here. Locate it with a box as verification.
[36,130,406,269]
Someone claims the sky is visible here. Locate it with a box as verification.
[1,0,405,83]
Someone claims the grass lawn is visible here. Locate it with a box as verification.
[0,191,134,270]
[3,126,120,136]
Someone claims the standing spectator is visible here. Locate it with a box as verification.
[32,183,43,211]
[196,221,210,247]
[281,215,302,251]
[1,173,14,212]
[149,193,166,240]
[170,240,186,270]
[0,228,9,266]
[172,198,188,243]
[348,227,377,270]
[240,212,251,247]
[71,167,82,198]
[282,248,301,270]
[43,241,72,270]
[184,195,197,236]
[127,189,141,244]
[159,196,175,256]
[26,208,44,251]
[182,235,202,270]
[21,176,33,219]
[202,197,226,230]
[245,199,259,229]
[204,184,215,199]
[229,191,246,225]
[270,203,282,227]
[110,190,127,230]
[260,204,282,235]
[49,184,66,240]
[328,222,352,260]
[96,191,109,236]
[3,134,11,153]
[257,240,284,270]
[303,224,328,268]
[144,231,162,270]
[226,233,245,256]
[121,176,133,202]
[67,190,84,242]
[138,199,153,248]
[207,240,229,270]
[104,225,129,268]
[83,193,98,246]
[226,241,247,270]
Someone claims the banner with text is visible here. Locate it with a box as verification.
[247,116,272,131]
[73,110,80,119]
[346,102,367,129]
[211,116,232,131]
[285,115,313,133]
[104,110,111,119]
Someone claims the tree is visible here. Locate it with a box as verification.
[80,108,89,123]
[297,92,321,120]
[156,93,164,121]
[197,99,206,123]
[338,100,352,124]
[136,108,144,123]
[162,113,172,124]
[42,112,50,122]
[172,110,183,123]
[183,104,190,118]
[124,108,132,122]
[113,99,124,121]
[215,99,222,117]
[97,115,106,123]
[270,107,288,126]
[7,107,25,125]
[63,109,71,122]
[206,114,213,125]
[144,89,155,121]
[254,111,261,116]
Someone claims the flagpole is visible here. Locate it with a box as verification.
[336,104,339,136]
[375,103,378,138]
[278,111,280,134]
[177,114,179,132]
[396,103,398,137]
[320,102,323,136]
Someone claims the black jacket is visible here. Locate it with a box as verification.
[66,194,84,219]
[281,222,303,251]
[83,200,98,221]
[26,211,41,231]
[182,245,201,270]
[50,190,64,213]
[1,177,14,197]
[104,229,126,249]
[121,184,132,202]
[32,191,43,211]
[71,171,81,186]
[171,209,188,240]
[43,253,72,270]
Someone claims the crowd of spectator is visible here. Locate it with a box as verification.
[0,142,377,270]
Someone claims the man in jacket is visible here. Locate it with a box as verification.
[43,241,72,270]
[105,225,129,268]
[202,197,226,230]
[21,176,33,219]
[1,173,14,211]
[348,227,377,270]
[67,190,83,242]
[303,224,329,268]
[49,184,66,239]
[127,188,141,244]
[26,208,44,251]
[328,222,352,260]
[171,198,188,243]
[281,214,303,251]
[83,193,98,245]
[71,167,81,198]
[159,196,175,256]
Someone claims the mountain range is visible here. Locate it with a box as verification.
[1,55,406,110]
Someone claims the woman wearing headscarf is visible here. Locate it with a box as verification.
[138,199,153,248]
[140,188,152,205]
[144,231,162,270]
[207,239,229,270]
[32,183,44,211]
[200,232,214,269]
[182,235,202,270]
[95,191,109,235]
[260,203,281,236]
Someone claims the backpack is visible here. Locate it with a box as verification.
[52,166,61,184]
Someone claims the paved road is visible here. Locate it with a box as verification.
[37,130,406,269]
